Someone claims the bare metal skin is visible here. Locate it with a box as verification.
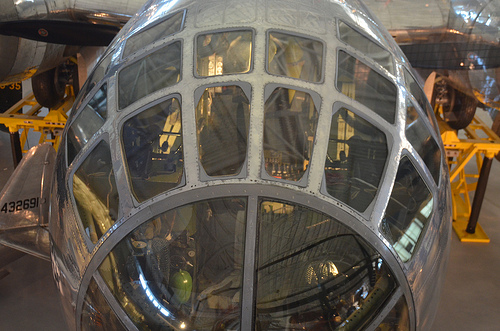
[0,0,451,330]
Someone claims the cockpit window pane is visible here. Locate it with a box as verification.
[196,30,253,76]
[406,100,441,185]
[337,51,397,124]
[338,20,394,73]
[122,97,183,202]
[124,10,185,58]
[256,200,397,330]
[98,198,247,330]
[376,295,410,331]
[196,85,250,177]
[267,31,324,83]
[264,87,319,181]
[67,84,107,165]
[81,278,126,331]
[72,140,119,244]
[74,51,113,112]
[324,108,388,212]
[403,68,439,134]
[380,156,433,262]
[119,41,181,109]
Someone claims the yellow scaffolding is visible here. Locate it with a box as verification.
[0,86,73,152]
[440,115,500,243]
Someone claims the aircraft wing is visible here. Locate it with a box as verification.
[364,0,500,69]
[365,0,500,130]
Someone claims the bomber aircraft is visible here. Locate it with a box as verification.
[1,0,453,330]
[2,0,499,128]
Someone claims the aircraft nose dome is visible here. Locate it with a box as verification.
[52,0,451,330]
[87,196,406,330]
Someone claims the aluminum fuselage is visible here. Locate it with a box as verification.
[46,0,452,330]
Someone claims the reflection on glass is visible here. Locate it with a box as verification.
[324,108,388,211]
[74,51,113,112]
[196,86,250,176]
[403,68,439,134]
[124,11,184,58]
[376,295,410,331]
[406,101,441,185]
[67,84,107,165]
[119,41,181,109]
[196,30,253,76]
[338,21,394,73]
[256,200,396,330]
[406,101,420,126]
[264,87,319,181]
[81,278,126,331]
[380,156,433,262]
[98,198,247,330]
[123,98,183,202]
[267,31,323,83]
[73,140,119,244]
[337,51,397,124]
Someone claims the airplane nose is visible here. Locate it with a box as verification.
[83,190,409,331]
[46,1,452,330]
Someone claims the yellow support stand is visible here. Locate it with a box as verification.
[440,115,500,243]
[0,86,74,152]
[452,220,490,243]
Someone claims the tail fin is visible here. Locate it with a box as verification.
[0,143,56,260]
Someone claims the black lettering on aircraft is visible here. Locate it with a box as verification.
[1,198,39,213]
